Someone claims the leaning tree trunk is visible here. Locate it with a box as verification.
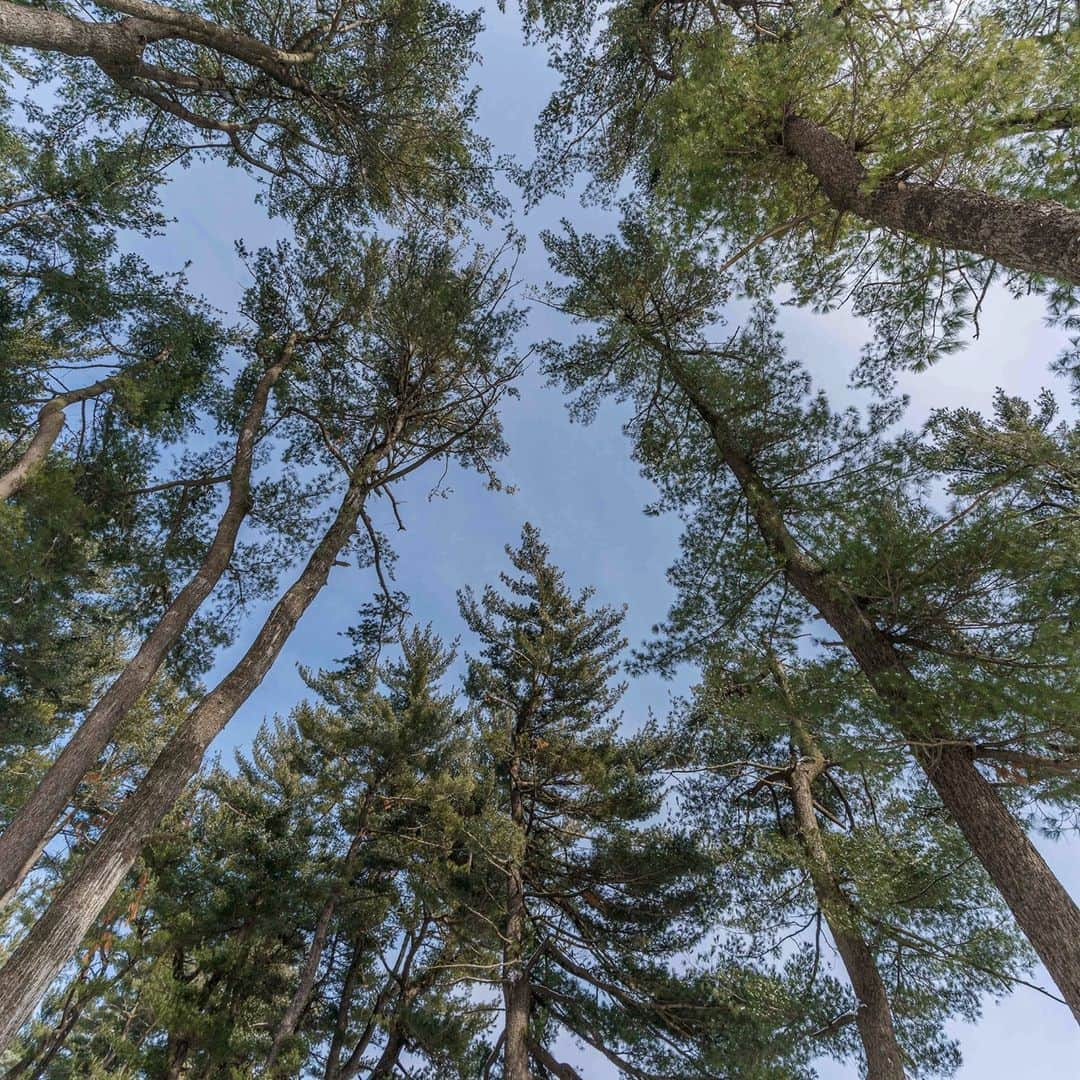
[783,114,1080,286]
[669,360,1080,1023]
[0,463,375,1051]
[0,340,295,906]
[775,662,908,1080]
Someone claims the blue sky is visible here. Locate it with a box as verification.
[123,2,1080,1074]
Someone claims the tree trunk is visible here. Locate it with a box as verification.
[503,752,532,1080]
[323,945,363,1080]
[264,895,336,1074]
[0,340,294,905]
[784,114,1080,286]
[775,662,907,1080]
[0,466,374,1052]
[0,1,169,66]
[527,1039,584,1080]
[669,359,1080,1023]
[0,348,172,502]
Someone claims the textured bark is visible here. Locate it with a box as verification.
[668,359,1080,1023]
[0,0,314,93]
[503,750,533,1080]
[0,1,168,67]
[0,463,375,1051]
[784,114,1080,286]
[0,341,294,905]
[775,663,908,1080]
[264,896,336,1074]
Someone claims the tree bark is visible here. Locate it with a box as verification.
[0,1,170,67]
[0,339,294,906]
[0,459,377,1051]
[503,750,532,1080]
[784,114,1080,286]
[668,358,1080,1023]
[773,662,908,1080]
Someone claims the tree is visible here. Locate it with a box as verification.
[1,627,490,1079]
[516,0,1080,376]
[676,647,1038,1079]
[0,98,228,888]
[0,0,496,225]
[459,525,812,1080]
[0,228,524,1049]
[539,214,1080,1020]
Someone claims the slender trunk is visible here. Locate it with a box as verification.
[0,809,76,912]
[264,896,336,1074]
[0,348,172,502]
[265,805,373,1074]
[784,114,1080,286]
[773,662,907,1080]
[0,462,376,1051]
[669,359,1080,1022]
[323,945,364,1080]
[0,340,294,905]
[503,751,532,1080]
[367,1027,406,1078]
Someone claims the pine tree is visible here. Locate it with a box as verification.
[676,647,1036,1079]
[459,525,810,1079]
[0,230,524,1049]
[0,0,496,225]
[539,214,1080,1019]
[515,0,1079,375]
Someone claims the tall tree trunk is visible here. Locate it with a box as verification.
[0,457,380,1051]
[503,751,532,1080]
[0,339,295,905]
[264,895,336,1074]
[783,114,1080,285]
[668,359,1080,1023]
[773,661,908,1080]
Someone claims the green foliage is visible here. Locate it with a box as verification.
[520,0,1080,377]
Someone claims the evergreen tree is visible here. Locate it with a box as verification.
[676,648,1036,1079]
[459,525,810,1080]
[514,0,1079,376]
[0,0,496,225]
[0,229,524,1049]
[539,214,1080,1019]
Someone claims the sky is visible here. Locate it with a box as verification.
[119,2,1080,1075]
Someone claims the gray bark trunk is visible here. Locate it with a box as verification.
[0,341,294,905]
[784,114,1080,285]
[0,466,372,1051]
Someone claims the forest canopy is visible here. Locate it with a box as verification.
[0,1,1077,1078]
